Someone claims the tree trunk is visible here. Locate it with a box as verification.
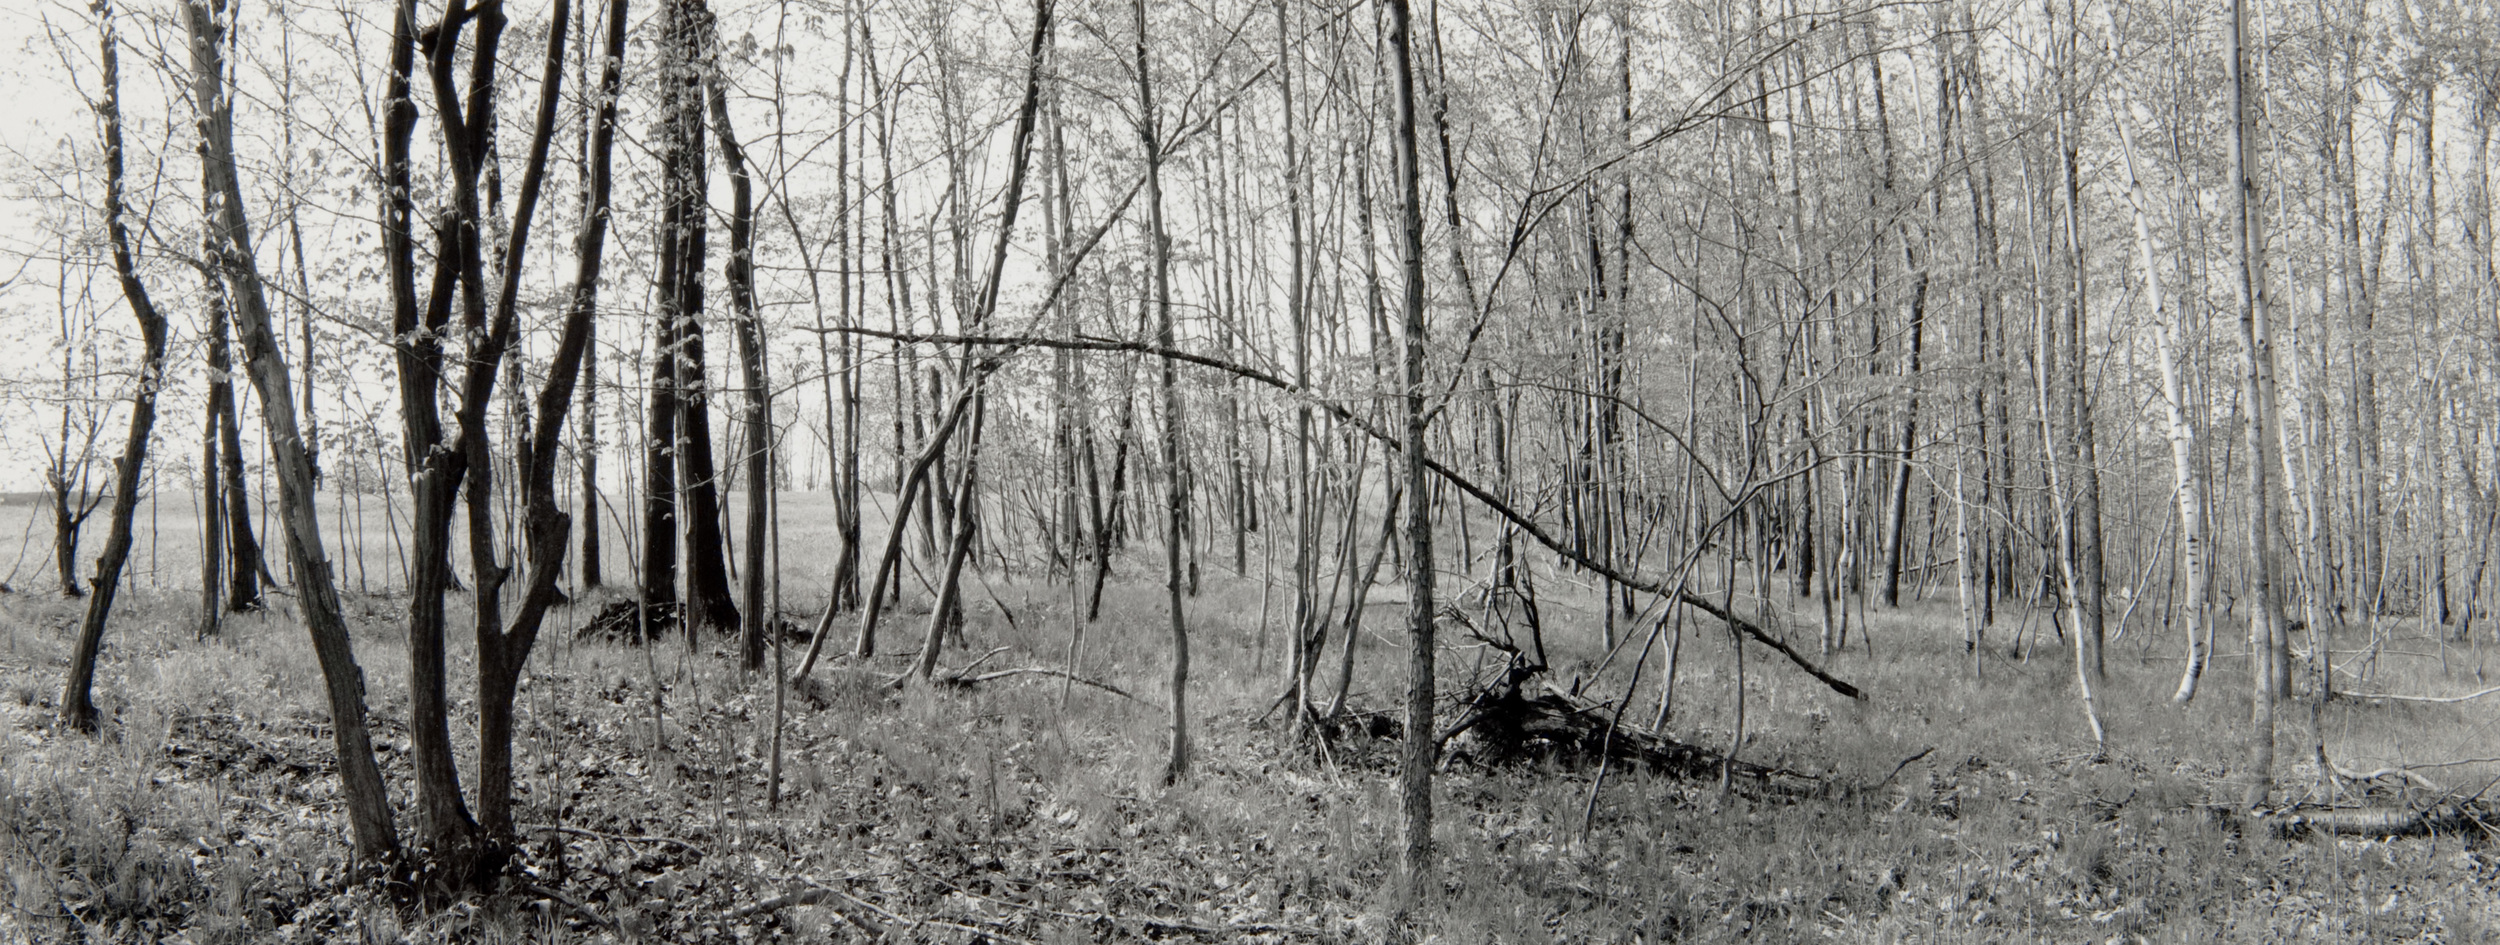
[196,0,399,869]
[712,73,771,673]
[1133,0,1189,784]
[2114,111,2211,705]
[2227,0,2288,808]
[663,0,740,637]
[1383,0,1436,911]
[60,0,173,735]
[216,365,264,610]
[472,0,594,847]
[197,267,229,635]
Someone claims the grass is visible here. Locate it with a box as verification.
[0,492,2497,942]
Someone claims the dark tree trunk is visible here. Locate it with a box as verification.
[393,0,513,876]
[468,0,580,847]
[60,0,171,734]
[216,367,264,611]
[197,283,227,636]
[193,0,400,870]
[49,473,89,600]
[651,0,739,636]
[579,314,603,587]
[1383,0,1437,912]
[712,72,770,673]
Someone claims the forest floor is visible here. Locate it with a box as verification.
[3,551,2500,943]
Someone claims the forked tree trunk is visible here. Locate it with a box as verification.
[473,0,590,845]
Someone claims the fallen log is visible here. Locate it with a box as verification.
[2338,685,2500,705]
[2210,803,2496,840]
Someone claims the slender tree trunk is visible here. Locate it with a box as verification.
[2056,4,2107,679]
[2227,0,2287,808]
[197,0,399,868]
[198,271,232,636]
[1133,0,1189,783]
[217,368,264,609]
[574,0,604,590]
[61,0,173,735]
[1383,0,1436,911]
[2115,111,2212,704]
[713,73,770,673]
[1279,0,1318,735]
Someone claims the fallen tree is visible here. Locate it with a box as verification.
[806,327,1867,703]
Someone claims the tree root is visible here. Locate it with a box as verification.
[1428,668,1819,792]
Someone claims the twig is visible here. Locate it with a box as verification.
[732,884,891,936]
[945,646,1016,680]
[1141,917,1329,937]
[518,882,611,929]
[959,666,1155,707]
[2337,685,2500,705]
[1871,746,1937,793]
[2328,762,2444,792]
[732,887,837,917]
[528,824,706,858]
[2399,756,2500,770]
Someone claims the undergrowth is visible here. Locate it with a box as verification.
[0,567,2497,943]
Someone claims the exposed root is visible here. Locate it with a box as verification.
[575,598,810,646]
[1299,664,1823,793]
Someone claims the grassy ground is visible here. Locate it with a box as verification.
[2,494,2498,942]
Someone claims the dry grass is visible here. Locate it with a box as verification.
[0,493,2496,942]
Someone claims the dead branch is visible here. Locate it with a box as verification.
[528,824,706,858]
[947,646,1015,679]
[2398,756,2500,770]
[731,883,890,937]
[2338,685,2500,705]
[2264,805,2487,839]
[1872,746,1938,792]
[2329,762,2445,792]
[951,666,1155,707]
[518,881,611,929]
[809,326,1866,702]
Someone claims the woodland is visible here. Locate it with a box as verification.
[1,0,2498,940]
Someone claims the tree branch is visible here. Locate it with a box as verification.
[806,328,1867,702]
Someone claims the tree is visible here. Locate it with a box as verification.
[713,61,772,673]
[647,0,741,636]
[195,0,401,870]
[1132,0,1189,784]
[2226,0,2289,808]
[59,0,172,735]
[1383,0,1436,911]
